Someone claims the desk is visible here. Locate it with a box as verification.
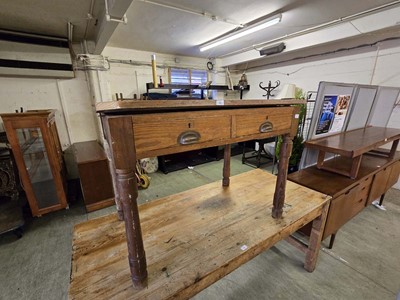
[69,99,329,298]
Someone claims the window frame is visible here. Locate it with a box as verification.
[169,67,208,98]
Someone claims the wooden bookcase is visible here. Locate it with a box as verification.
[0,110,68,216]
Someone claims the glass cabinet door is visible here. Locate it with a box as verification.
[16,127,59,209]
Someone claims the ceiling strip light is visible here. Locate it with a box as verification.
[200,14,282,52]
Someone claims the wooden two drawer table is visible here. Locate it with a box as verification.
[69,100,331,299]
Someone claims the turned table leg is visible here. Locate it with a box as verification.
[102,119,124,220]
[304,201,329,272]
[223,144,231,187]
[107,156,124,220]
[106,116,148,288]
[116,169,148,287]
[272,135,293,218]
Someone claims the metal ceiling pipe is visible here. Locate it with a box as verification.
[68,22,74,43]
[83,0,96,39]
[136,0,243,27]
[220,0,400,58]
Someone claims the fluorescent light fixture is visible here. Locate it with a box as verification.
[200,14,282,52]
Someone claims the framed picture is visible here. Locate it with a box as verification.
[316,94,351,135]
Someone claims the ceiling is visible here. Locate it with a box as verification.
[1,0,400,63]
[0,0,104,40]
[108,0,400,58]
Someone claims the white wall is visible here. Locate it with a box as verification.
[0,71,98,149]
[232,39,400,188]
[99,46,226,101]
[234,40,400,100]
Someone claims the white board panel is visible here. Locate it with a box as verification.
[346,86,378,130]
[368,86,400,127]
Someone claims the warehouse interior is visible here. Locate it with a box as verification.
[0,1,399,299]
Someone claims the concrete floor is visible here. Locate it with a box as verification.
[0,155,399,300]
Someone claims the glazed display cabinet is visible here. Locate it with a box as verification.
[0,110,68,216]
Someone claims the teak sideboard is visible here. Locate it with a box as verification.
[289,127,400,248]
[69,99,331,299]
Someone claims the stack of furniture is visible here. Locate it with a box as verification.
[289,126,400,247]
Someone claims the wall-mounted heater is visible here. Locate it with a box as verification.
[259,42,286,56]
[0,30,74,78]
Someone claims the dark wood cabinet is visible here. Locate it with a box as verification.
[73,140,114,212]
[0,110,68,216]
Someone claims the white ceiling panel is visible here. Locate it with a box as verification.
[0,0,399,61]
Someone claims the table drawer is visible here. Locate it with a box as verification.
[233,107,293,138]
[132,112,231,156]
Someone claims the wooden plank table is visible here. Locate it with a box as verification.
[70,99,333,296]
[69,169,329,300]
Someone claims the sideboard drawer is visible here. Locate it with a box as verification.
[324,184,361,238]
[358,175,372,203]
[132,112,231,156]
[233,107,293,138]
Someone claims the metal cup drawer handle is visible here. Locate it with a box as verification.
[178,130,201,145]
[259,121,273,133]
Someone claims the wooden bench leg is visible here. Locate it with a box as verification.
[304,201,329,272]
[349,155,362,179]
[110,165,124,220]
[102,120,124,220]
[389,139,399,159]
[272,135,292,218]
[223,144,231,187]
[316,150,326,169]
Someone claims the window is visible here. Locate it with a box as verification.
[170,68,208,98]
